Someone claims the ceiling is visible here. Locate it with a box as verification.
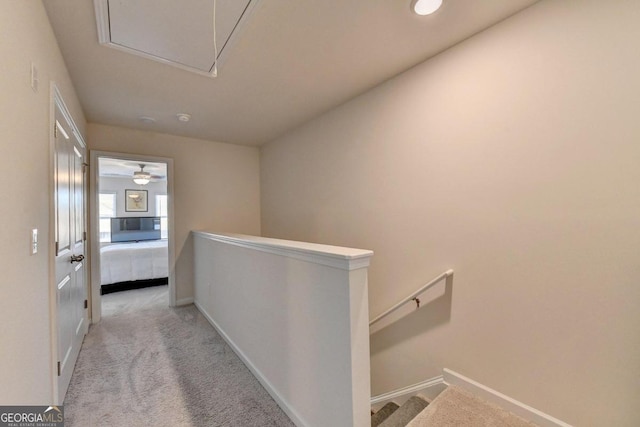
[43,0,539,147]
[99,157,167,181]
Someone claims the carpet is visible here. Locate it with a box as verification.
[378,395,429,427]
[64,286,295,427]
[371,402,399,427]
[405,385,537,427]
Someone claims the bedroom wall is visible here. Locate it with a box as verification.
[99,176,167,218]
[260,0,640,426]
[0,1,87,404]
[88,123,261,303]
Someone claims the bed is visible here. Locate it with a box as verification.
[100,240,168,294]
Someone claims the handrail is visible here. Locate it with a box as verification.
[369,269,453,326]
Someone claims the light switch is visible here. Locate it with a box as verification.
[31,228,38,254]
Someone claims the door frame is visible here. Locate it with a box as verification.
[49,84,88,404]
[89,150,176,322]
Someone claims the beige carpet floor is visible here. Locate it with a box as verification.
[406,385,538,427]
[64,286,295,427]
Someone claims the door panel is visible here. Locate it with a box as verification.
[55,123,71,255]
[71,144,87,345]
[73,146,83,245]
[56,274,72,369]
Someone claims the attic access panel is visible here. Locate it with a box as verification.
[94,0,258,77]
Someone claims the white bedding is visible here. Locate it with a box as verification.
[100,240,168,285]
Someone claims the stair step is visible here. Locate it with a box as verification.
[377,396,429,427]
[405,385,538,427]
[371,402,400,427]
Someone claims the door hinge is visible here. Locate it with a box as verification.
[54,123,57,138]
[57,361,61,376]
[82,162,88,174]
[55,241,59,254]
[83,231,87,241]
[84,299,88,309]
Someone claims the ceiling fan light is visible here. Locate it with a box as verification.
[133,169,151,185]
[413,0,443,16]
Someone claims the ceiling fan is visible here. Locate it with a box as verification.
[132,164,163,185]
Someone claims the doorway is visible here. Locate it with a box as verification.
[89,151,176,323]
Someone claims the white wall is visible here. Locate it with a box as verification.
[88,124,261,302]
[193,231,373,427]
[260,1,640,425]
[0,1,86,404]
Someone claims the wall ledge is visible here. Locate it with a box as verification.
[193,231,373,271]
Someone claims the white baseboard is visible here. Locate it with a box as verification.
[443,369,572,427]
[193,301,308,427]
[176,297,194,306]
[370,376,447,410]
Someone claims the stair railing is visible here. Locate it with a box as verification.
[369,269,454,326]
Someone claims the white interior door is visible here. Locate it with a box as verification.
[54,105,88,402]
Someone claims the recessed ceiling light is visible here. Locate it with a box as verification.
[412,0,443,16]
[139,116,156,123]
[177,113,191,122]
